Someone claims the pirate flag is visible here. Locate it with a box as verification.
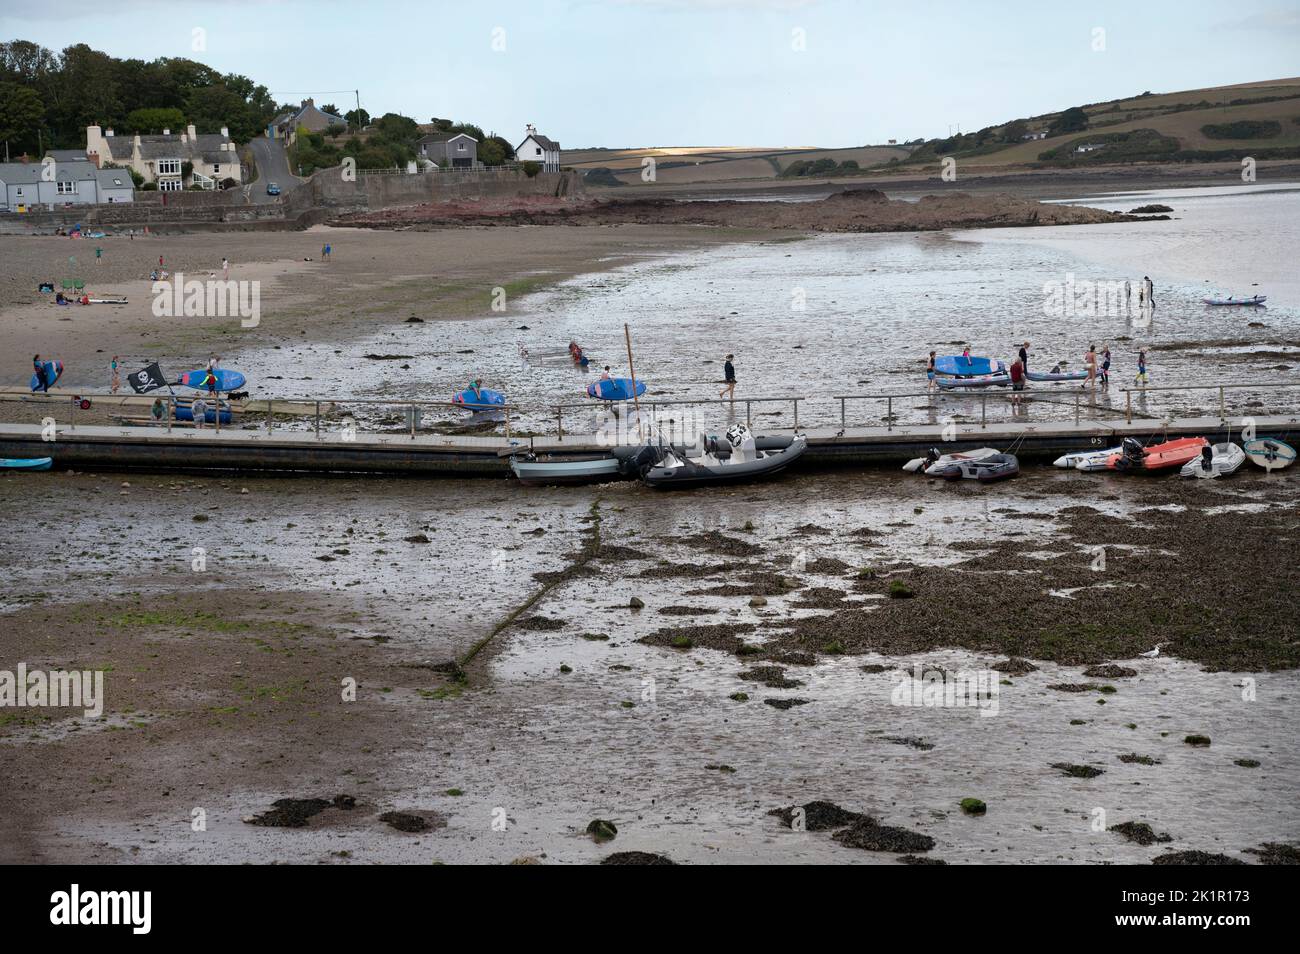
[129,362,168,394]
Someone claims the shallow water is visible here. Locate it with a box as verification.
[228,184,1300,438]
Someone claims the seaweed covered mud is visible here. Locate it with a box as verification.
[2,466,1297,863]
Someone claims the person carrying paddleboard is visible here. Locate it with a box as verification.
[718,354,736,401]
[32,355,49,392]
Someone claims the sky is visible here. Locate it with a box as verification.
[3,0,1299,148]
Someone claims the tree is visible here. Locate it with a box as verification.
[1002,119,1028,143]
[0,81,44,155]
[1049,106,1088,136]
[344,107,370,130]
[125,106,186,133]
[321,103,338,116]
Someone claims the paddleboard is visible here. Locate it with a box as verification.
[179,368,246,391]
[1243,438,1296,471]
[934,355,999,377]
[29,360,63,392]
[587,378,646,401]
[451,387,506,409]
[174,404,233,424]
[1,457,52,471]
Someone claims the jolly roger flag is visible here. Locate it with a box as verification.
[129,362,168,393]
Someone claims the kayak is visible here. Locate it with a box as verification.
[904,446,1000,474]
[1107,437,1208,472]
[1179,442,1245,478]
[934,355,1000,377]
[510,454,623,486]
[936,372,1010,389]
[1,457,52,471]
[936,453,1020,483]
[588,378,646,401]
[1204,295,1266,306]
[1026,368,1088,382]
[1242,438,1296,471]
[451,387,506,409]
[1053,447,1122,469]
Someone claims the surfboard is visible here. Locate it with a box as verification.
[30,360,63,391]
[934,355,999,377]
[178,368,246,391]
[1243,438,1296,471]
[587,378,646,401]
[451,387,506,409]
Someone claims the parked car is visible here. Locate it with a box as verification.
[266,182,281,196]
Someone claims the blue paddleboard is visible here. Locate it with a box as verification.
[452,387,506,409]
[934,355,999,377]
[179,368,246,391]
[587,378,646,401]
[30,360,63,392]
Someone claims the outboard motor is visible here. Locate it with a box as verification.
[1118,438,1146,470]
[618,444,659,477]
[1200,445,1214,471]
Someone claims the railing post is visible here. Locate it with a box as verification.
[840,397,846,429]
[887,396,893,431]
[314,401,321,439]
[1219,386,1226,423]
[793,399,799,432]
[1125,390,1132,424]
[166,395,173,433]
[557,407,563,441]
[1074,393,1080,425]
[215,395,221,433]
[746,401,751,427]
[410,402,416,439]
[505,404,511,440]
[981,393,987,428]
[267,398,273,432]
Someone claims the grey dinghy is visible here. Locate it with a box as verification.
[509,453,624,486]
[1179,442,1246,478]
[933,453,1020,482]
[616,424,807,489]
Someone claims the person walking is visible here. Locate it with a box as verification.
[1082,344,1097,391]
[221,257,230,281]
[191,396,208,429]
[718,354,737,401]
[322,243,332,261]
[94,246,103,266]
[927,350,937,392]
[1134,349,1148,389]
[110,355,121,394]
[32,354,49,392]
[1099,344,1111,390]
[1144,275,1154,307]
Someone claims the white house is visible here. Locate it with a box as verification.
[85,123,242,190]
[1074,142,1104,154]
[0,159,135,211]
[515,124,561,172]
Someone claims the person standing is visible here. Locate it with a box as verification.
[1099,344,1111,390]
[927,351,937,392]
[1144,275,1154,306]
[221,257,230,281]
[1082,344,1097,391]
[94,246,103,266]
[1018,341,1030,376]
[110,355,121,394]
[718,353,736,401]
[1134,349,1148,389]
[322,243,332,261]
[1009,356,1026,408]
[191,396,208,429]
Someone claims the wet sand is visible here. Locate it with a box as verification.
[2,468,1296,863]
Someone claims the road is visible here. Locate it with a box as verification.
[244,136,305,205]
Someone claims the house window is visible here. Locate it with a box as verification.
[457,142,466,152]
[213,164,220,174]
[159,179,183,192]
[57,181,77,195]
[535,147,542,156]
[15,187,22,196]
[157,159,181,176]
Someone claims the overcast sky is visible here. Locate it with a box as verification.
[4,0,1299,147]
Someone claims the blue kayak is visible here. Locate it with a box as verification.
[452,387,506,409]
[588,378,646,401]
[179,368,246,391]
[1,457,52,471]
[934,355,1000,377]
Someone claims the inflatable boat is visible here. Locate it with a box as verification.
[1107,437,1208,472]
[1026,367,1088,382]
[904,446,1000,475]
[1179,442,1245,478]
[1053,447,1122,469]
[935,452,1020,483]
[935,372,1011,389]
[510,453,623,486]
[620,424,806,489]
[1203,295,1266,306]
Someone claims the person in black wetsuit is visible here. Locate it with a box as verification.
[718,354,736,401]
[1018,341,1029,375]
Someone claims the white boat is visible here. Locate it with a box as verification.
[1073,448,1125,472]
[1179,442,1245,478]
[1243,438,1296,471]
[509,454,623,486]
[1054,446,1122,469]
[1203,295,1266,306]
[903,446,1000,475]
[935,453,1020,482]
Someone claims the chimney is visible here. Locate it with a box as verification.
[163,128,170,136]
[105,128,114,137]
[88,151,100,168]
[305,98,314,107]
[220,126,229,139]
[187,123,197,140]
[526,123,536,136]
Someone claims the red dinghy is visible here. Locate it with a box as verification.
[1106,437,1208,472]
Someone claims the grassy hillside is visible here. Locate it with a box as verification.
[569,78,1300,187]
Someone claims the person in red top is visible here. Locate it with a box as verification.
[1009,357,1026,408]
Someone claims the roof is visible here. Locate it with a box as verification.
[518,132,560,151]
[47,149,88,162]
[0,159,103,184]
[417,132,478,145]
[96,168,133,190]
[131,133,231,160]
[280,102,346,127]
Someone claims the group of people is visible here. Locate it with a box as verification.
[927,340,1151,407]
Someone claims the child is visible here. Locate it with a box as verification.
[1099,345,1111,389]
[1134,349,1148,389]
[110,355,121,394]
[718,354,736,401]
[927,351,937,391]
